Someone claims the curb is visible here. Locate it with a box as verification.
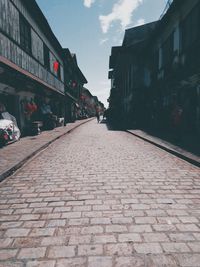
[0,118,94,182]
[126,130,200,168]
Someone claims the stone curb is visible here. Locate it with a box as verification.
[0,118,94,182]
[126,130,200,168]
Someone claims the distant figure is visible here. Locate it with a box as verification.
[96,111,100,123]
[103,110,107,120]
[171,102,183,142]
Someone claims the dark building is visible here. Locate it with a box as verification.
[63,49,87,123]
[108,0,200,135]
[108,22,156,127]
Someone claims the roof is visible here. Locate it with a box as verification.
[122,21,157,47]
[152,0,185,38]
[63,49,88,84]
[82,88,93,97]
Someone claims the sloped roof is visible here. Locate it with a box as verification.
[63,49,87,84]
[122,21,157,47]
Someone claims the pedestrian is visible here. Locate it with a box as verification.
[96,110,100,123]
[171,102,183,142]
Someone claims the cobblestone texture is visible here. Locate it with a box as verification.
[0,120,200,266]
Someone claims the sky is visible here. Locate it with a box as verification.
[36,0,167,108]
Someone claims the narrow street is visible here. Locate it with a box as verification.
[0,120,200,267]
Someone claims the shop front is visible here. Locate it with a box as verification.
[0,61,65,136]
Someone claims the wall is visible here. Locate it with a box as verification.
[0,0,64,93]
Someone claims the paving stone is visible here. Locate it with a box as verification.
[146,254,178,267]
[0,222,23,229]
[26,260,56,267]
[78,244,103,256]
[41,237,67,246]
[134,217,157,224]
[143,233,169,242]
[0,238,13,248]
[47,246,75,258]
[68,235,91,245]
[29,228,55,237]
[134,243,163,254]
[46,219,66,227]
[23,221,46,228]
[0,262,23,267]
[88,256,112,267]
[81,226,103,234]
[93,235,116,244]
[187,242,200,252]
[175,253,200,266]
[106,225,127,233]
[104,243,133,256]
[161,242,190,253]
[129,225,152,233]
[111,217,133,224]
[176,223,200,232]
[68,218,89,226]
[0,249,18,260]
[118,233,141,242]
[12,237,42,248]
[0,120,199,265]
[56,258,87,267]
[115,256,145,267]
[17,247,46,259]
[169,233,196,241]
[152,224,177,232]
[5,228,30,238]
[91,217,111,224]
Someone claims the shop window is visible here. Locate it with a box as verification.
[19,15,31,54]
[44,44,50,70]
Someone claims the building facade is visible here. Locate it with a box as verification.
[108,0,200,135]
[0,0,66,133]
[0,0,89,135]
[63,49,87,123]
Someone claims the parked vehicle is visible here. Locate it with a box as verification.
[0,112,20,147]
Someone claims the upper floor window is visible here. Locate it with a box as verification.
[162,32,174,67]
[44,44,50,70]
[181,4,200,51]
[19,15,31,54]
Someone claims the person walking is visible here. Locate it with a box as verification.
[96,110,100,123]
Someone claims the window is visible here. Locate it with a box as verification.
[162,33,174,67]
[19,15,31,54]
[181,5,200,51]
[44,44,50,70]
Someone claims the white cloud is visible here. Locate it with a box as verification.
[83,0,95,8]
[99,38,108,45]
[99,0,143,33]
[100,81,110,86]
[134,18,145,27]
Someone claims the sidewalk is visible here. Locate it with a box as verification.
[0,118,93,182]
[126,129,200,167]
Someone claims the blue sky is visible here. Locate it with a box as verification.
[36,0,167,107]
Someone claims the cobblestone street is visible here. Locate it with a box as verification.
[0,120,200,267]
